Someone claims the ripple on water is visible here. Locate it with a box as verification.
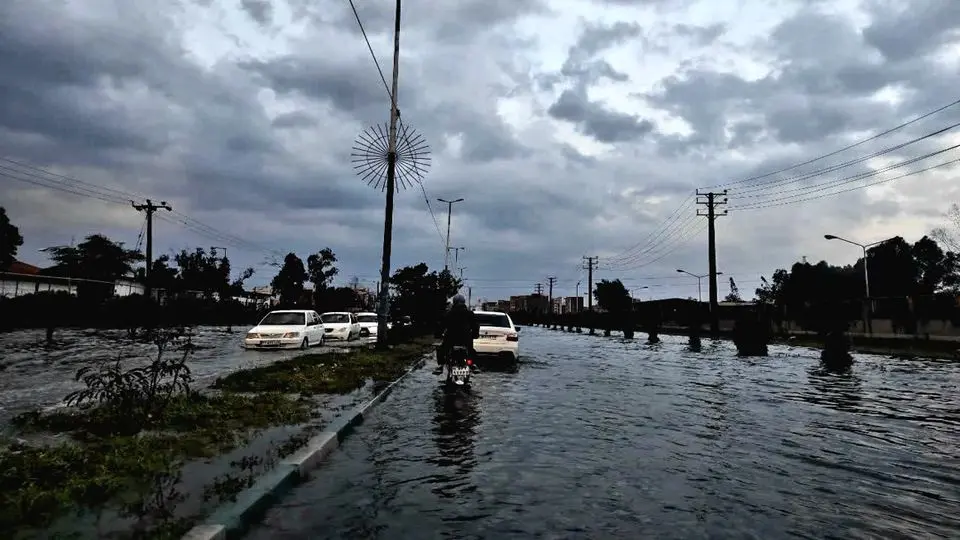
[242,327,960,539]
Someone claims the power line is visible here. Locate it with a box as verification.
[601,192,696,265]
[730,155,960,211]
[701,96,960,190]
[728,120,960,196]
[728,143,960,210]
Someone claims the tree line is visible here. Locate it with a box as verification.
[0,207,463,330]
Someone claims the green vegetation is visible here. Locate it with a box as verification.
[213,337,435,394]
[2,327,434,537]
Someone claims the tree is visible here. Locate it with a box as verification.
[755,269,788,304]
[228,267,256,298]
[43,234,143,302]
[593,279,632,314]
[307,248,338,305]
[174,248,230,299]
[317,286,361,311]
[724,277,742,303]
[135,254,179,295]
[390,264,461,328]
[271,253,308,306]
[930,203,960,252]
[0,207,23,270]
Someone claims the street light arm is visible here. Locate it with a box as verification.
[824,234,865,249]
[864,236,898,249]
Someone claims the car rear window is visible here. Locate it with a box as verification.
[260,312,305,325]
[475,313,511,328]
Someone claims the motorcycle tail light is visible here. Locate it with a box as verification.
[466,359,473,365]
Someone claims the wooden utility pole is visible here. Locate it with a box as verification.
[132,199,172,301]
[376,0,403,348]
[696,190,727,337]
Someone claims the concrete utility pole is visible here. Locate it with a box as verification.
[534,282,544,295]
[547,276,557,315]
[575,280,581,311]
[376,0,404,348]
[467,286,472,307]
[582,256,597,334]
[132,199,172,301]
[438,197,464,271]
[696,190,727,337]
[458,266,466,279]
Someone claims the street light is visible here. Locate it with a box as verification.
[676,269,722,302]
[437,197,464,270]
[823,234,896,299]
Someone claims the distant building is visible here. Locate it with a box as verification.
[481,300,510,312]
[509,294,549,314]
[562,296,584,313]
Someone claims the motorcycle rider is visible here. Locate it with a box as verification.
[434,294,480,375]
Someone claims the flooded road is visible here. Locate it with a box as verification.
[248,327,960,539]
[0,326,369,425]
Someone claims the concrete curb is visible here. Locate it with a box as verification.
[181,353,429,540]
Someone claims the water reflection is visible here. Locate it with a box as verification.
[428,387,480,499]
[806,365,863,413]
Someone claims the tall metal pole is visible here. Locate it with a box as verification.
[438,198,464,271]
[376,0,402,348]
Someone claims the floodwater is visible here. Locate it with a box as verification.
[0,326,370,425]
[248,327,960,539]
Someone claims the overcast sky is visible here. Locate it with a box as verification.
[3,0,960,303]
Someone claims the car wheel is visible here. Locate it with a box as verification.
[319,335,325,347]
[300,338,309,349]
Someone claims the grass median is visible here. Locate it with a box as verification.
[212,336,435,394]
[2,329,434,538]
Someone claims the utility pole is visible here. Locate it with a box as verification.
[467,286,472,307]
[376,0,403,348]
[576,280,581,312]
[450,246,465,266]
[583,256,597,334]
[696,190,727,337]
[534,283,544,295]
[458,267,466,279]
[547,276,557,315]
[438,197,464,271]
[132,199,172,301]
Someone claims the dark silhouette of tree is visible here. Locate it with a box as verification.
[135,254,179,295]
[174,248,230,299]
[0,207,23,270]
[228,267,256,298]
[724,277,742,302]
[390,264,461,328]
[271,253,308,306]
[307,248,338,305]
[593,279,632,314]
[43,234,143,302]
[317,287,361,311]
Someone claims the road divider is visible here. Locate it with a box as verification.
[181,352,429,540]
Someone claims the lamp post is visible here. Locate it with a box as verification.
[676,269,723,303]
[823,234,897,335]
[437,197,464,271]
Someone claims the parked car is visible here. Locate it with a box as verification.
[355,311,393,337]
[321,311,362,341]
[243,310,325,349]
[472,310,519,361]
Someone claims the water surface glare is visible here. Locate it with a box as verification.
[249,328,960,539]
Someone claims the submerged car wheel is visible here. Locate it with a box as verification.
[300,338,309,349]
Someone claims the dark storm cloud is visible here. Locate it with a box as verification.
[271,111,317,129]
[241,0,273,26]
[548,90,655,143]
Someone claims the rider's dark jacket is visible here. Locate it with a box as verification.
[441,303,480,350]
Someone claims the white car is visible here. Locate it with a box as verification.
[472,310,519,361]
[244,310,325,349]
[321,311,362,341]
[355,312,393,338]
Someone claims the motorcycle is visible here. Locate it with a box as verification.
[444,345,474,387]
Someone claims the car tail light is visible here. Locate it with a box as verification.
[506,334,518,342]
